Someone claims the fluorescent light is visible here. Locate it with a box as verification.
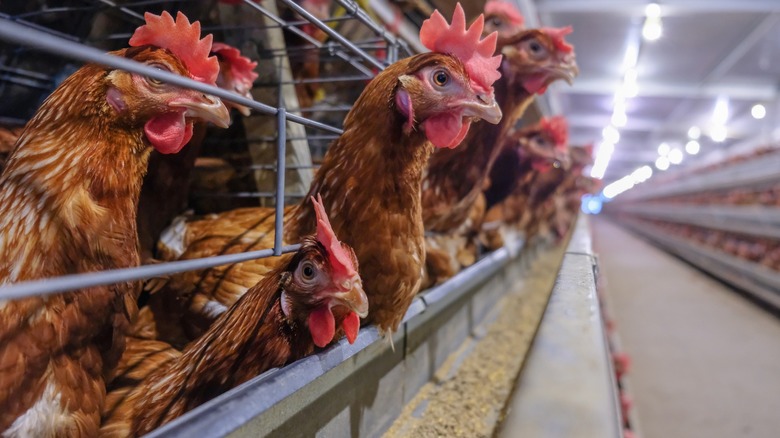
[603,165,653,199]
[710,125,727,142]
[631,165,653,183]
[752,104,766,120]
[642,17,662,41]
[603,125,620,144]
[611,112,627,127]
[668,148,683,164]
[622,42,639,71]
[655,156,670,170]
[590,141,615,179]
[603,177,634,199]
[688,126,701,140]
[657,142,670,156]
[713,96,729,124]
[685,140,700,155]
[645,3,661,18]
[612,110,627,127]
[623,69,639,97]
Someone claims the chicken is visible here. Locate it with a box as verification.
[100,196,367,436]
[151,3,503,341]
[136,42,258,258]
[0,12,230,436]
[479,116,570,249]
[421,26,577,285]
[483,0,525,41]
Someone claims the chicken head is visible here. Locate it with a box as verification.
[281,195,368,348]
[501,26,579,95]
[107,11,230,155]
[394,3,503,149]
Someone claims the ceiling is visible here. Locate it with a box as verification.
[523,0,780,183]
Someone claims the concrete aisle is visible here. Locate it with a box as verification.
[591,217,780,438]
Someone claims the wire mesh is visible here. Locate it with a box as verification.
[0,0,413,298]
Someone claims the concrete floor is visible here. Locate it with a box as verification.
[592,217,780,438]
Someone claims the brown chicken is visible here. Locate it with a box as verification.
[0,12,230,436]
[151,3,503,342]
[483,0,525,41]
[136,42,258,258]
[480,116,570,249]
[100,196,367,436]
[421,26,577,285]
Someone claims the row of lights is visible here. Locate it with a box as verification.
[603,165,653,199]
[653,100,768,171]
[591,3,662,181]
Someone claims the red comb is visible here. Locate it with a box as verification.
[420,3,502,94]
[311,195,357,279]
[485,0,525,27]
[541,26,574,54]
[130,11,219,85]
[211,42,259,91]
[540,116,568,149]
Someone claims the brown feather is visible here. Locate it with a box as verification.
[0,47,199,436]
[155,53,472,336]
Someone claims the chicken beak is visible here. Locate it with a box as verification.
[171,94,231,128]
[330,275,368,318]
[551,53,579,85]
[462,93,503,125]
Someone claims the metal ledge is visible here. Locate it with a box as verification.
[498,216,622,438]
[622,150,780,201]
[620,218,780,310]
[147,240,523,438]
[616,203,780,239]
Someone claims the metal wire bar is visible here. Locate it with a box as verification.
[0,65,53,81]
[274,108,287,255]
[247,164,321,170]
[255,75,370,86]
[0,18,344,135]
[94,0,156,21]
[274,0,385,71]
[0,12,81,42]
[333,0,411,57]
[0,245,302,300]
[192,192,309,198]
[242,0,376,78]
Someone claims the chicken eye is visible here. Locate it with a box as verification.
[490,17,503,27]
[527,39,546,57]
[300,261,317,280]
[145,64,170,86]
[432,70,449,87]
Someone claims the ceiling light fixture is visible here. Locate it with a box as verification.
[668,148,683,164]
[713,96,729,125]
[657,142,670,156]
[752,104,766,120]
[603,125,621,144]
[688,126,701,140]
[623,68,639,97]
[710,125,727,142]
[685,140,700,155]
[642,3,663,41]
[655,156,670,170]
[590,141,615,180]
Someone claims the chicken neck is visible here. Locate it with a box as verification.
[423,77,533,232]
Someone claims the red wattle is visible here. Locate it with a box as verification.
[343,312,360,344]
[144,111,193,154]
[308,305,336,348]
[522,73,548,95]
[423,114,471,149]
